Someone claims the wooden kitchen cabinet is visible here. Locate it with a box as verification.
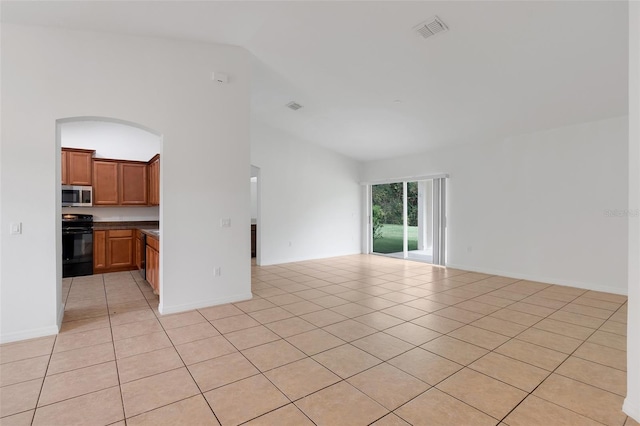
[94,229,135,273]
[120,162,148,205]
[135,230,144,270]
[146,235,160,294]
[61,148,94,185]
[93,160,119,205]
[93,159,147,206]
[93,230,107,270]
[148,154,160,206]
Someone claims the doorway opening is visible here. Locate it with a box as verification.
[370,177,446,265]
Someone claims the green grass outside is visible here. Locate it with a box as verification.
[373,224,418,254]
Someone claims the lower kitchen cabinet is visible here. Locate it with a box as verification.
[94,229,135,273]
[146,235,160,294]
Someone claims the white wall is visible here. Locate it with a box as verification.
[624,1,639,421]
[250,178,258,221]
[0,24,251,343]
[61,120,160,161]
[251,120,361,265]
[362,116,629,294]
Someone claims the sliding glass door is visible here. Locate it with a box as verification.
[371,177,446,265]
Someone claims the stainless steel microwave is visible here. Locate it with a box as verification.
[62,185,93,207]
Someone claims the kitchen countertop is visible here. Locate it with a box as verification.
[139,228,160,239]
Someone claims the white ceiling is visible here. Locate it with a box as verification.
[2,1,629,162]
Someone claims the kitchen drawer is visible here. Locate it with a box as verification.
[147,235,160,251]
[109,229,133,238]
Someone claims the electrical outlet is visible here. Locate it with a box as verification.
[467,246,473,253]
[9,222,22,235]
[214,267,222,277]
[220,218,231,228]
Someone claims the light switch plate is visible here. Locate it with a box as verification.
[10,222,22,235]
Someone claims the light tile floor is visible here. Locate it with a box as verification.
[0,255,637,426]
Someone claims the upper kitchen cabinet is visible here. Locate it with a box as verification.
[93,159,148,205]
[120,162,148,205]
[148,154,160,206]
[93,160,119,205]
[61,148,94,185]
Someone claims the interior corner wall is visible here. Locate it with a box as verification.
[362,116,629,295]
[624,1,639,421]
[250,120,361,265]
[0,24,251,343]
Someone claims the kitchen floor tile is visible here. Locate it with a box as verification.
[0,378,43,418]
[388,347,462,385]
[224,325,281,350]
[266,317,316,338]
[241,339,306,372]
[313,344,381,378]
[0,355,49,387]
[248,306,295,324]
[243,403,314,426]
[354,312,404,330]
[111,318,163,341]
[533,373,626,425]
[52,327,112,353]
[116,347,183,383]
[47,342,114,375]
[323,319,378,341]
[188,352,259,392]
[448,325,510,350]
[421,335,488,365]
[468,352,549,392]
[395,388,496,426]
[351,332,414,361]
[210,314,260,334]
[555,356,626,396]
[120,367,200,418]
[175,335,237,365]
[436,368,527,419]
[198,304,243,321]
[114,331,172,359]
[515,328,583,354]
[265,358,340,400]
[410,314,465,334]
[126,394,219,426]
[295,381,388,426]
[164,321,220,345]
[573,341,627,370]
[371,413,411,426]
[158,310,206,330]
[504,395,602,426]
[383,322,441,345]
[0,410,34,426]
[38,361,118,406]
[286,328,345,355]
[347,363,429,410]
[204,374,289,426]
[32,386,123,426]
[300,309,348,327]
[494,338,568,371]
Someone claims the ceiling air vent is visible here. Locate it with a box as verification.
[286,101,303,111]
[414,16,448,40]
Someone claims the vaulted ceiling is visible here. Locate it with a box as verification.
[2,1,629,161]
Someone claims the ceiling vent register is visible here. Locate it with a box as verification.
[414,16,449,39]
[286,101,303,111]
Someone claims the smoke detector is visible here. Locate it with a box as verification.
[414,16,449,40]
[286,101,303,111]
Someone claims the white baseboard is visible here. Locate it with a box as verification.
[0,325,59,344]
[623,398,640,423]
[158,292,254,315]
[445,262,628,296]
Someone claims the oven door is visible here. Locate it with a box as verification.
[62,229,93,264]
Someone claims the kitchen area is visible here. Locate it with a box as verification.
[61,120,162,294]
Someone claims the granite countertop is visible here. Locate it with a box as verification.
[139,228,160,239]
[93,220,159,231]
